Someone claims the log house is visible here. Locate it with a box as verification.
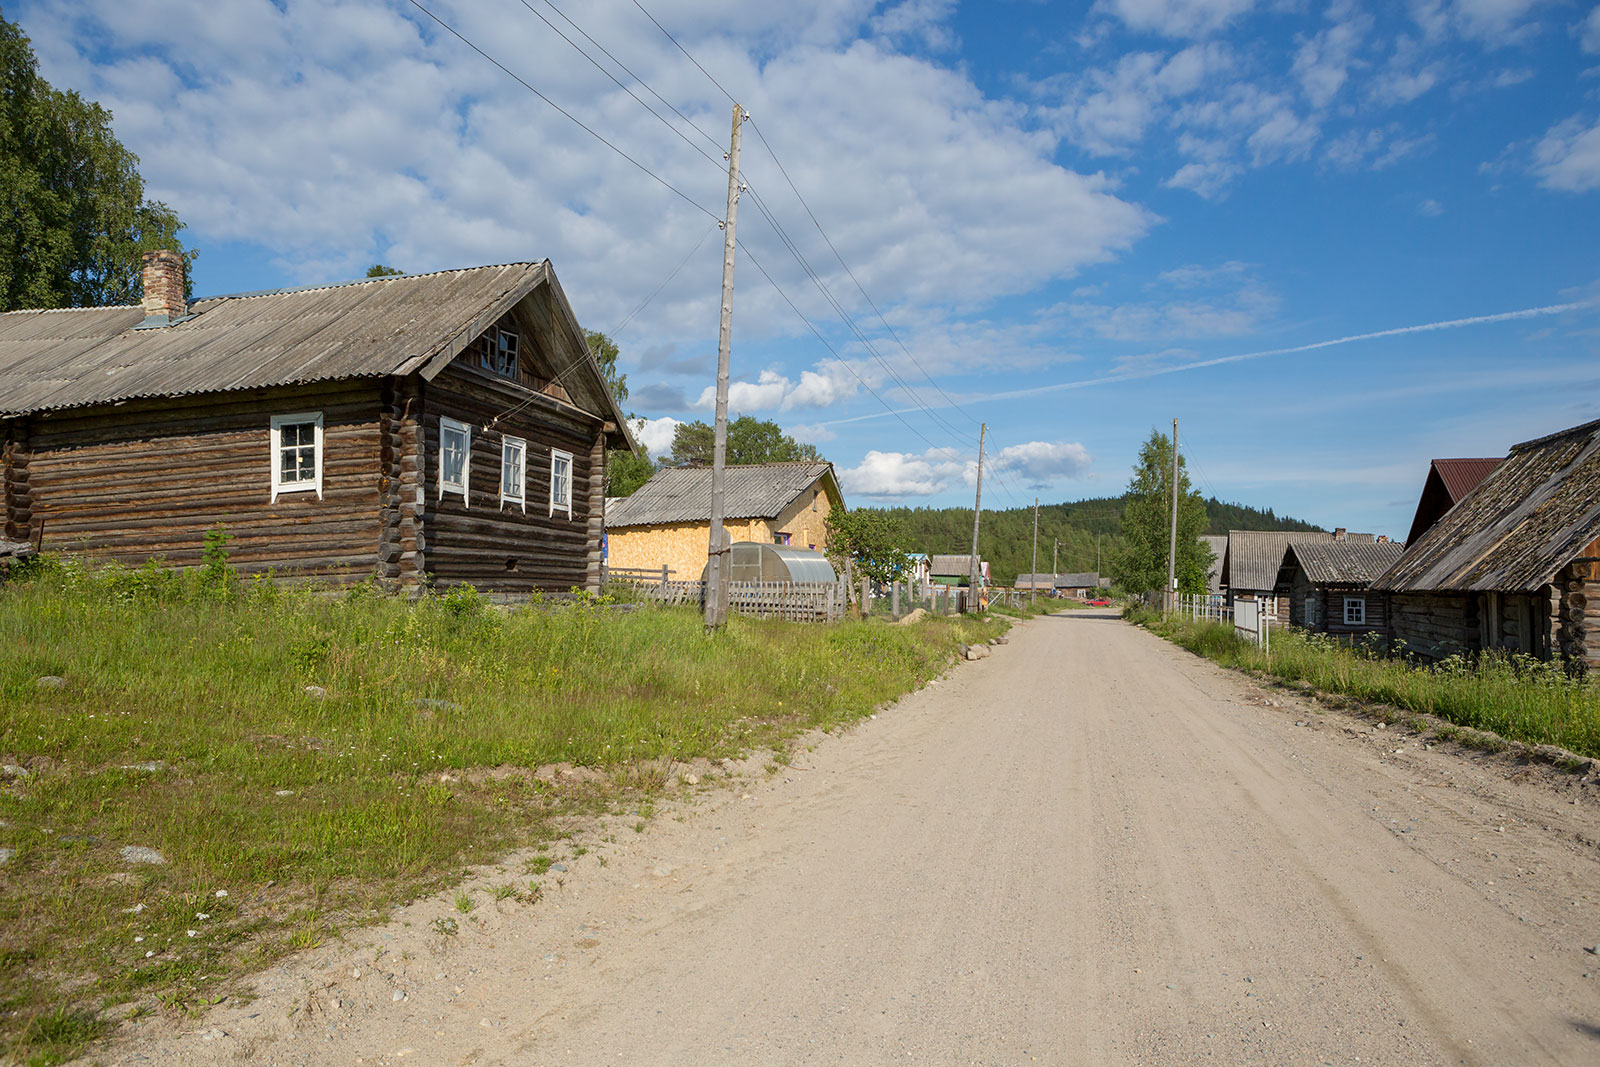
[0,255,633,593]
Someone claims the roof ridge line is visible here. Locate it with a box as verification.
[194,262,541,304]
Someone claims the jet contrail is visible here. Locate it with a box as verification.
[818,298,1597,428]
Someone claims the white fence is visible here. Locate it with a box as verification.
[1232,597,1270,651]
[1175,592,1230,623]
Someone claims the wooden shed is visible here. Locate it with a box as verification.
[1372,418,1600,669]
[1282,539,1406,637]
[604,462,841,581]
[0,254,633,593]
[1219,530,1336,619]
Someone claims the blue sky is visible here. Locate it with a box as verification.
[12,0,1600,538]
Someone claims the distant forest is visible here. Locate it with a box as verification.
[866,495,1321,585]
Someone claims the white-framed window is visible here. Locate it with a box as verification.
[439,417,472,503]
[549,448,573,517]
[1343,596,1366,626]
[270,412,323,502]
[1304,595,1318,628]
[500,435,526,512]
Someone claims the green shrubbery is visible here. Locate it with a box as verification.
[1129,609,1600,759]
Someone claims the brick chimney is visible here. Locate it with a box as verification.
[1333,527,1347,540]
[141,249,187,323]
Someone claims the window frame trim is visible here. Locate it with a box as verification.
[269,411,324,503]
[500,434,527,513]
[549,447,574,518]
[1342,595,1366,627]
[439,416,473,505]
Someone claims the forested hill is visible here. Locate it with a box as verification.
[867,496,1321,585]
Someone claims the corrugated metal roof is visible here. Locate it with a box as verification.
[0,262,633,454]
[929,554,979,576]
[1373,418,1600,594]
[1013,573,1054,588]
[606,462,838,527]
[1433,458,1503,502]
[1286,540,1406,585]
[1054,572,1100,588]
[1222,530,1333,592]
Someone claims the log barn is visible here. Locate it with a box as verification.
[1371,418,1600,670]
[1281,539,1405,637]
[0,253,634,593]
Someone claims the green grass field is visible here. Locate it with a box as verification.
[0,556,1019,1064]
[1129,607,1600,761]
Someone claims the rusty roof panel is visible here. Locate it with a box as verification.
[1433,458,1503,502]
[1373,418,1600,593]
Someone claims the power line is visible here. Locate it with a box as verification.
[538,0,726,153]
[509,0,727,173]
[746,117,982,428]
[608,220,720,338]
[403,0,720,223]
[629,0,739,107]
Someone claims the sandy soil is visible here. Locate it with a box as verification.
[93,610,1600,1066]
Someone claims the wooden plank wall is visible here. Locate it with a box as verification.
[423,364,602,593]
[13,382,384,581]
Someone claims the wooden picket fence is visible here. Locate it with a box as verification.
[604,567,846,622]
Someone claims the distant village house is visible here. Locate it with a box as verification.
[604,462,842,581]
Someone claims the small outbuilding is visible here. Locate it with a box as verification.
[699,541,836,584]
[929,554,987,586]
[1281,539,1406,636]
[1220,530,1337,618]
[1053,572,1101,598]
[1372,418,1600,669]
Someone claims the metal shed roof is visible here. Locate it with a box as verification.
[606,463,839,527]
[929,554,980,576]
[1373,418,1600,594]
[1284,540,1406,586]
[1054,572,1100,588]
[0,261,633,448]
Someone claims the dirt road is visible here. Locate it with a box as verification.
[105,611,1600,1066]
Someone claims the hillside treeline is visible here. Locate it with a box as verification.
[866,496,1321,585]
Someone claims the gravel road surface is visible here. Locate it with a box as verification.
[102,611,1600,1066]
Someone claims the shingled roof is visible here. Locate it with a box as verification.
[606,462,840,527]
[1374,418,1600,594]
[0,261,631,447]
[1284,540,1406,586]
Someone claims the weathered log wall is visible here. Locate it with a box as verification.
[1390,592,1478,661]
[1555,556,1600,673]
[12,382,384,581]
[422,363,603,593]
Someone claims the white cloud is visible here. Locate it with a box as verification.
[1532,114,1600,192]
[1046,43,1233,156]
[991,441,1094,488]
[869,0,959,52]
[1063,261,1277,342]
[1292,8,1373,109]
[693,363,861,412]
[1093,0,1260,38]
[630,416,682,457]
[1448,0,1550,43]
[1418,197,1445,215]
[1583,6,1600,54]
[839,448,969,498]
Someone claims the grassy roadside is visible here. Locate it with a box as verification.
[0,558,1024,1064]
[1125,606,1600,762]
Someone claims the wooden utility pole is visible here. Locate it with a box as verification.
[1167,417,1179,613]
[1030,496,1039,607]
[1052,538,1059,578]
[967,423,986,611]
[705,103,746,629]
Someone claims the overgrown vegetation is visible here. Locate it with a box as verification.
[0,554,1002,1062]
[1127,607,1600,759]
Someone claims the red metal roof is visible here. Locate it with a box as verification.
[1432,458,1503,503]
